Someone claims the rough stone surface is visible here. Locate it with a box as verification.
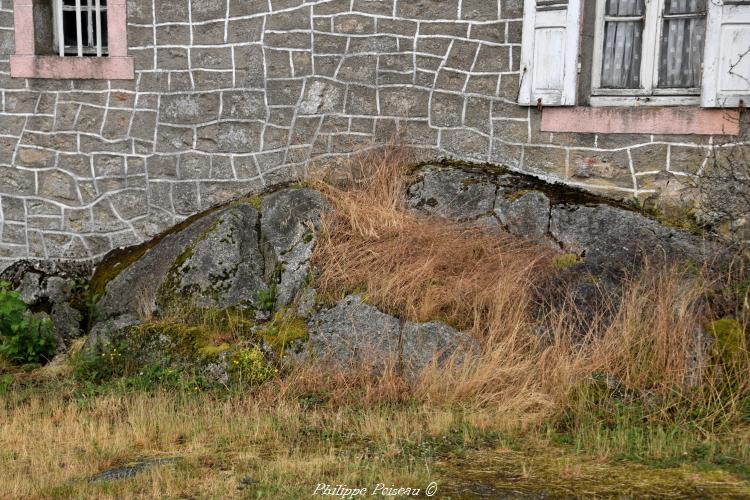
[95,209,227,323]
[90,458,181,484]
[307,295,475,376]
[494,190,551,238]
[407,167,497,220]
[401,321,478,375]
[87,314,141,350]
[261,188,329,308]
[549,204,718,276]
[407,165,722,274]
[163,204,266,310]
[2,0,740,272]
[307,295,402,368]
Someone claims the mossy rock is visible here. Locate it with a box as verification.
[157,204,267,313]
[707,317,746,366]
[236,194,263,211]
[92,209,228,326]
[78,316,274,386]
[256,310,309,357]
[129,321,217,361]
[198,343,232,360]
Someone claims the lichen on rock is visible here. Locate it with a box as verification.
[260,188,329,309]
[158,203,267,312]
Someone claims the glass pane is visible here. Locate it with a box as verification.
[62,10,78,47]
[664,0,706,15]
[62,11,91,47]
[601,21,644,88]
[60,0,108,55]
[100,11,108,51]
[658,1,706,88]
[606,0,645,16]
[601,0,645,89]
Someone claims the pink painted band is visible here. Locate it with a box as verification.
[541,107,740,136]
[10,55,134,80]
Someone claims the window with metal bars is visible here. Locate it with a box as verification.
[52,0,108,57]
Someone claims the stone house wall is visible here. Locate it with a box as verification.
[0,0,746,270]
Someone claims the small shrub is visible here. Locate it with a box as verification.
[0,374,12,395]
[256,285,277,312]
[116,364,183,392]
[71,339,133,383]
[707,317,745,365]
[229,347,276,385]
[0,282,56,365]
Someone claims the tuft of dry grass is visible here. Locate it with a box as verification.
[312,145,555,332]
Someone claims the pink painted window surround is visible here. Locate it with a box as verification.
[10,0,133,80]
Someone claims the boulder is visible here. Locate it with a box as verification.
[260,188,329,308]
[0,260,91,350]
[549,204,719,277]
[86,314,141,349]
[307,295,477,376]
[160,203,267,311]
[95,209,227,323]
[407,167,497,221]
[85,318,236,385]
[306,295,401,368]
[494,190,551,238]
[90,189,327,346]
[400,321,478,375]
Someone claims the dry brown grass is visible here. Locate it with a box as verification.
[4,387,748,499]
[588,268,711,393]
[0,390,441,498]
[312,144,555,332]
[310,144,750,427]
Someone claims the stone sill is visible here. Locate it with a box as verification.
[10,55,134,80]
[541,107,740,136]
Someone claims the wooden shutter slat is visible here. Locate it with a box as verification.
[519,0,583,106]
[702,2,750,107]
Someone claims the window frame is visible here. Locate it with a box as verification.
[10,0,132,80]
[590,0,705,106]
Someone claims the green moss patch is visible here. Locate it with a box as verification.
[707,317,746,366]
[553,253,583,270]
[237,195,263,211]
[256,310,309,357]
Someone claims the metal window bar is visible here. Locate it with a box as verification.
[54,0,108,57]
[75,0,82,56]
[95,0,102,57]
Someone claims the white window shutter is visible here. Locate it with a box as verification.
[702,2,750,107]
[518,0,582,106]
